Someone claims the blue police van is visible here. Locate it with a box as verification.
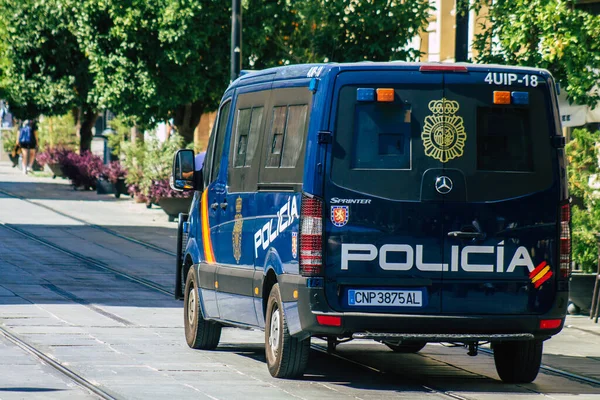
[171,62,570,383]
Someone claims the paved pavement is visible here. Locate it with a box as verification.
[0,161,599,399]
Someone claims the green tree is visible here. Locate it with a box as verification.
[566,128,600,272]
[74,0,231,143]
[472,0,600,107]
[0,0,99,152]
[244,0,432,68]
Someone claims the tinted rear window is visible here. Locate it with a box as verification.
[353,103,411,169]
[477,107,533,172]
[330,73,556,202]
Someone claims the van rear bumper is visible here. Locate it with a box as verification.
[286,282,567,340]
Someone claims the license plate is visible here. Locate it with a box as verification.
[347,289,424,307]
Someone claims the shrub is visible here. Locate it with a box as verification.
[122,133,188,199]
[36,147,72,166]
[148,178,192,200]
[37,114,78,151]
[104,160,127,184]
[61,151,104,190]
[566,128,600,273]
[1,128,17,153]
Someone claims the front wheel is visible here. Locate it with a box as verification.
[183,268,221,350]
[265,283,310,378]
[493,340,543,383]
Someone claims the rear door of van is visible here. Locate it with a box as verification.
[325,70,445,314]
[325,67,562,317]
[440,70,561,315]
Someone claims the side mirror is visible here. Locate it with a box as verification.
[171,149,195,191]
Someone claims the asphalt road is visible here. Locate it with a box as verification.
[0,164,599,400]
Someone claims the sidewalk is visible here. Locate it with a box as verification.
[1,160,599,383]
[0,161,177,253]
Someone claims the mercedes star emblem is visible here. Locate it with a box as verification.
[435,176,453,195]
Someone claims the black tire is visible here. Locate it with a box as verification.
[115,192,121,199]
[265,283,310,378]
[493,340,543,383]
[384,341,427,353]
[183,268,221,350]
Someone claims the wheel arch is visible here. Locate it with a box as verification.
[262,268,278,321]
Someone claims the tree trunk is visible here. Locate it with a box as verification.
[131,125,143,144]
[79,108,98,153]
[174,101,205,144]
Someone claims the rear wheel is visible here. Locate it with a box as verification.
[265,283,310,378]
[184,268,221,349]
[384,341,427,353]
[493,340,543,383]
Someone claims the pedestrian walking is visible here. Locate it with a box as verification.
[17,119,38,174]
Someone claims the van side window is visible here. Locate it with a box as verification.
[234,106,264,168]
[266,105,308,168]
[228,89,270,193]
[259,87,312,187]
[210,100,232,183]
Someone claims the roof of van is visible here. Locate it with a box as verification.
[229,62,552,88]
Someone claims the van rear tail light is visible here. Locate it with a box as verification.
[300,195,323,277]
[559,203,571,279]
[419,65,468,73]
[316,315,342,327]
[540,319,562,330]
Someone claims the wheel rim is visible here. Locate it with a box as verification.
[187,285,196,326]
[268,306,280,358]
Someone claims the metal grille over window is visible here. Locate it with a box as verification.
[234,107,263,168]
[266,104,308,168]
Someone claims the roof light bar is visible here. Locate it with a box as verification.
[376,88,394,102]
[493,91,511,105]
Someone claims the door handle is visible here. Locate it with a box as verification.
[210,202,219,210]
[447,231,486,240]
[219,202,227,210]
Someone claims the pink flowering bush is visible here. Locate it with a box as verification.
[36,147,72,166]
[61,151,104,190]
[104,161,127,184]
[148,179,192,199]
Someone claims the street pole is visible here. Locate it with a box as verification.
[454,0,469,62]
[231,0,242,82]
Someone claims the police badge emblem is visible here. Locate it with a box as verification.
[232,196,243,263]
[331,206,349,227]
[421,98,467,162]
[291,232,298,259]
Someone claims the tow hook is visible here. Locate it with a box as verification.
[467,342,478,356]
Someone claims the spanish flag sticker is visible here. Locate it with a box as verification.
[529,261,553,289]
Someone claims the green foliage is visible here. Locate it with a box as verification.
[566,128,600,273]
[37,114,78,151]
[73,0,230,128]
[472,0,600,107]
[106,117,134,157]
[122,134,184,198]
[0,0,94,120]
[244,0,432,67]
[1,127,16,153]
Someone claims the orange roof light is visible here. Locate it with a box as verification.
[493,91,511,105]
[376,88,394,102]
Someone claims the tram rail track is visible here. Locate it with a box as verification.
[0,324,118,400]
[0,187,176,257]
[1,188,600,397]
